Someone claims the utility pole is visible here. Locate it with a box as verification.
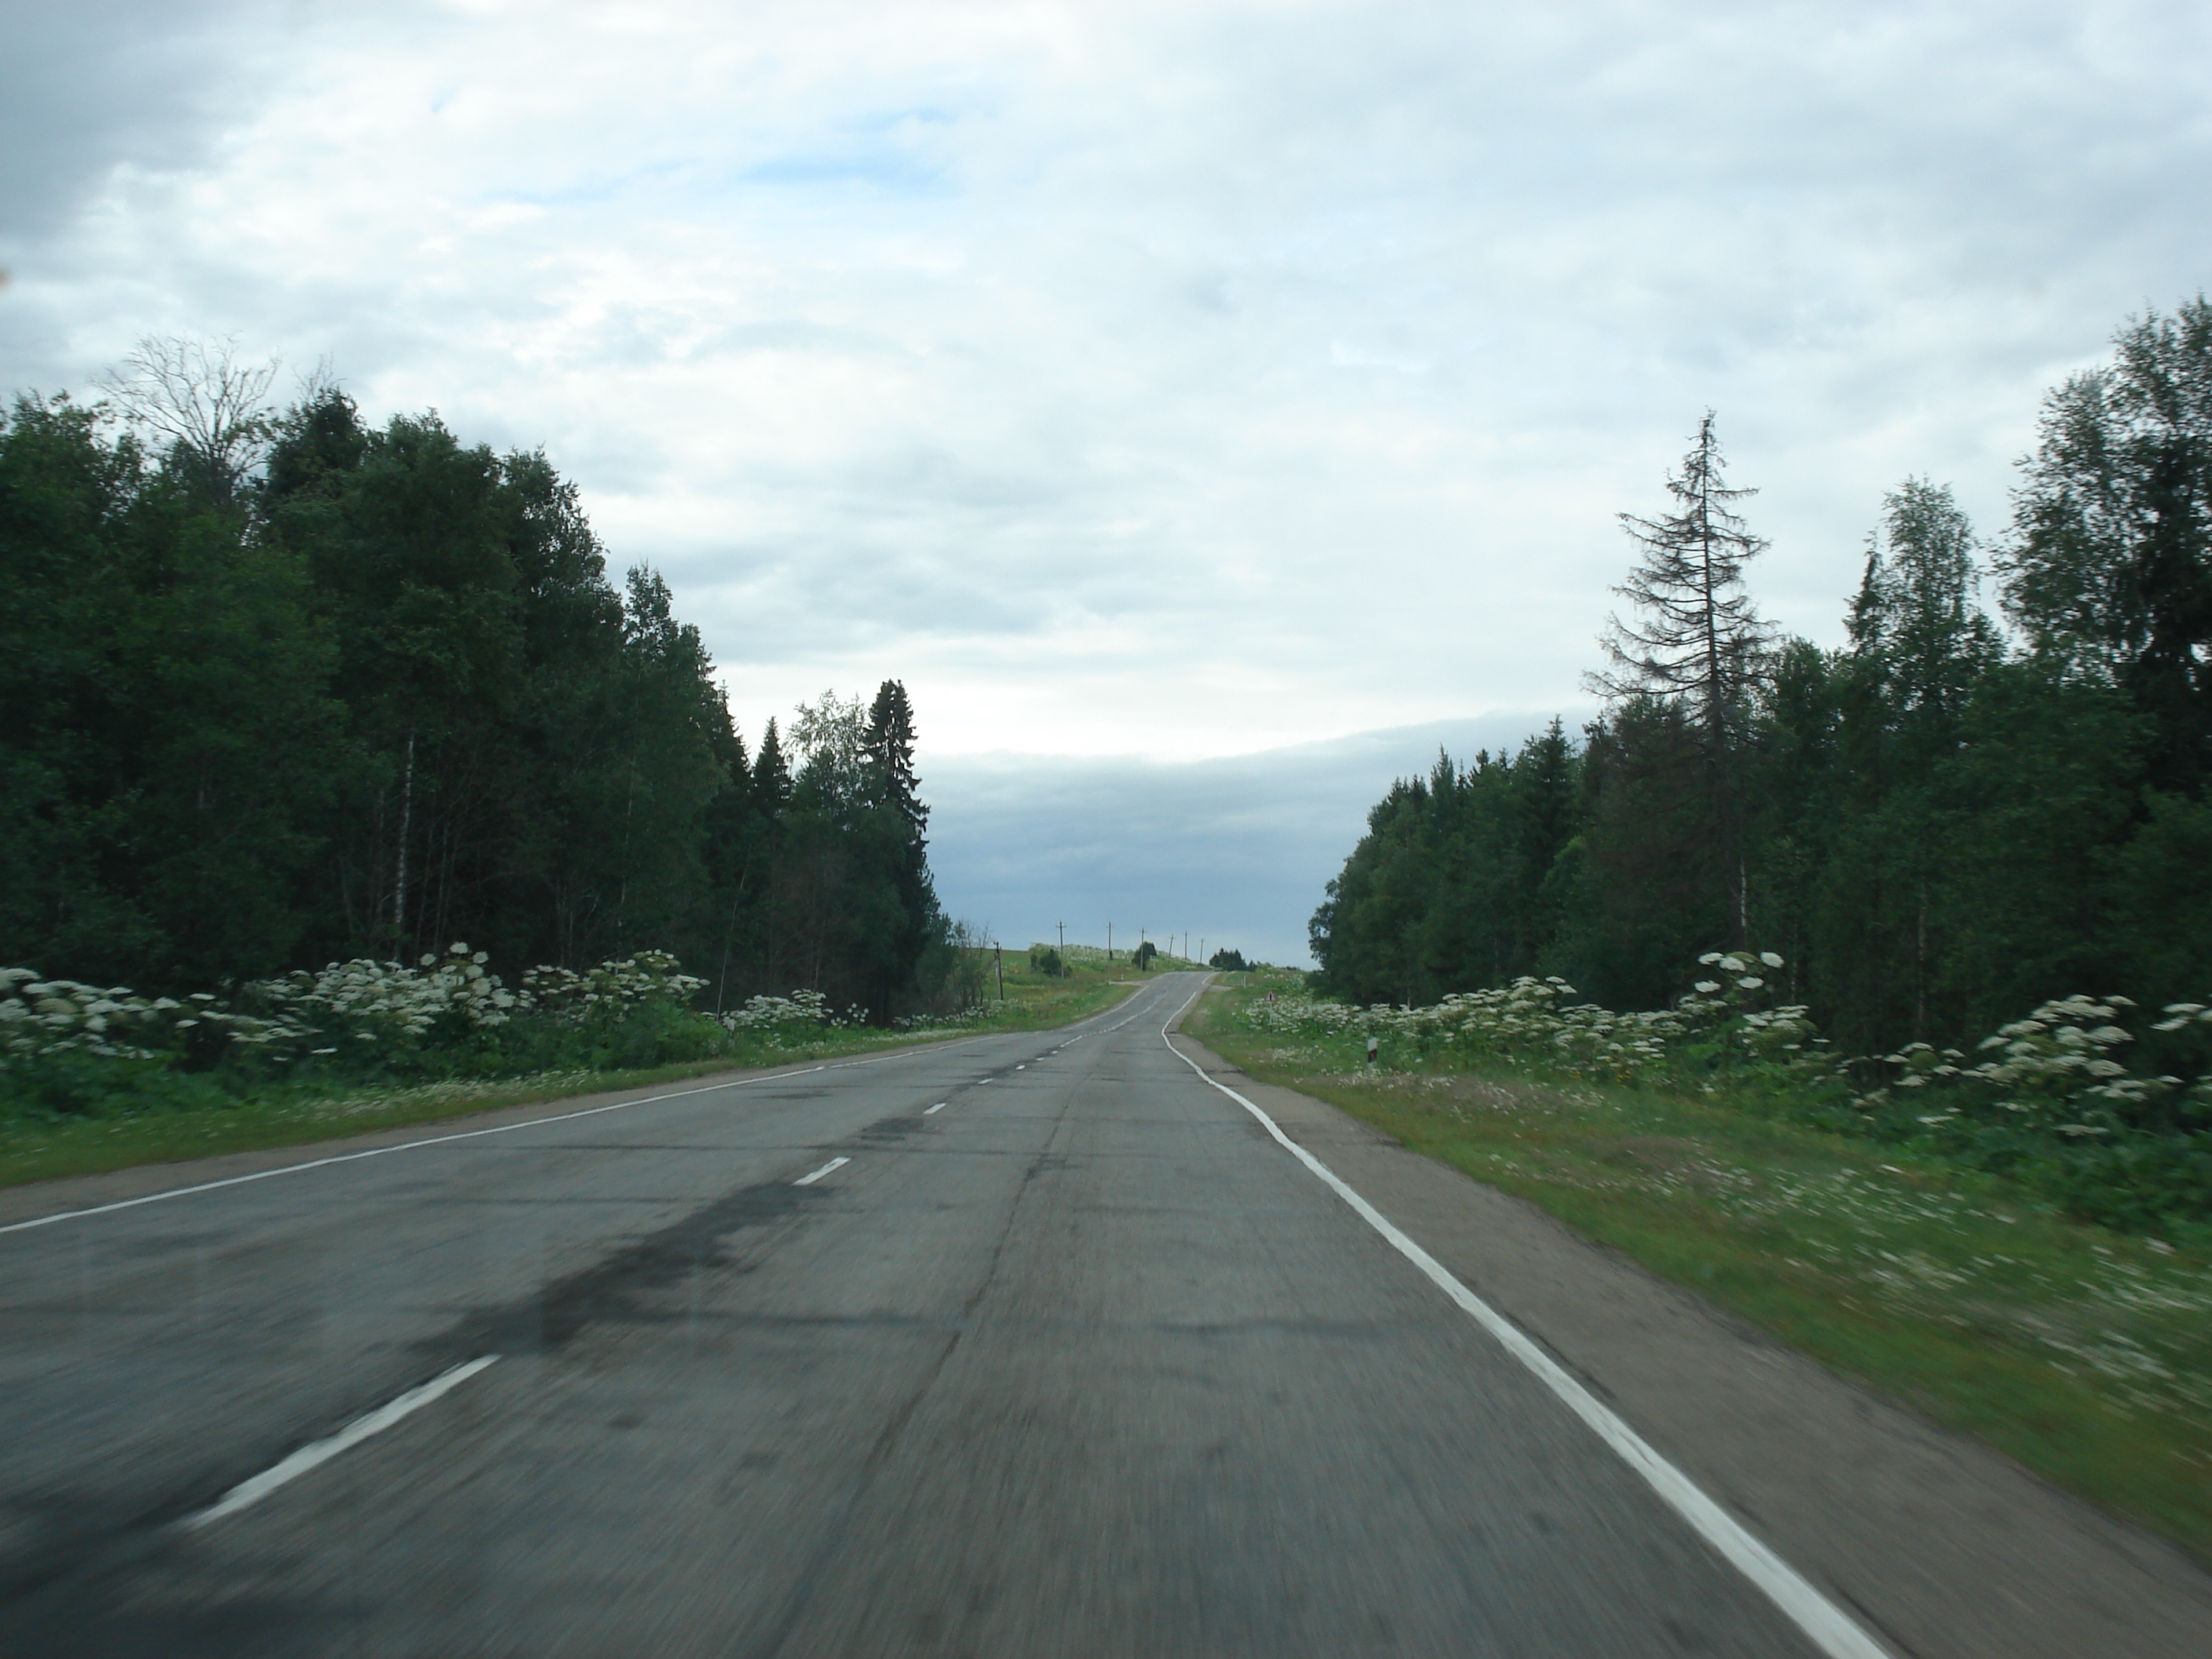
[994,943,1004,1001]
[1057,921,1065,952]
[1107,922,1112,962]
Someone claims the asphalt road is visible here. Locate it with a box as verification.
[0,972,1845,1656]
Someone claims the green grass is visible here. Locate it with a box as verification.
[1188,979,2212,1564]
[961,947,1151,1028]
[0,973,1141,1193]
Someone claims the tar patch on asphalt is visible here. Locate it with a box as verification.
[423,1173,833,1360]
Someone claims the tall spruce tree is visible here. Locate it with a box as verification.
[866,679,927,840]
[752,718,793,815]
[864,679,937,1020]
[1588,412,1771,943]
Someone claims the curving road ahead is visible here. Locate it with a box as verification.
[0,973,2037,1654]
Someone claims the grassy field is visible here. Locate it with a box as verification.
[1188,973,2212,1564]
[963,943,1162,1027]
[0,959,1139,1193]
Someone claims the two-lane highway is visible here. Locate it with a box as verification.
[0,974,1850,1655]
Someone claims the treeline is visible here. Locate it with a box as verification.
[1,342,950,1020]
[1314,297,2212,1073]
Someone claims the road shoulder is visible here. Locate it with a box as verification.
[1166,1027,2212,1659]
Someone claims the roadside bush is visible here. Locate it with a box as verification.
[0,947,862,1118]
[1240,954,2212,1233]
[0,1049,240,1120]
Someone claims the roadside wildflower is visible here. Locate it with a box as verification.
[1240,954,2212,1169]
[2,943,719,1074]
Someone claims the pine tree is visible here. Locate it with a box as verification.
[1587,412,1771,943]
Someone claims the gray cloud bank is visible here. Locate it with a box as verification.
[924,710,1588,968]
[0,2,279,240]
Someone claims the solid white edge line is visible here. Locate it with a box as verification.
[793,1155,850,1186]
[0,1040,998,1238]
[9,974,1163,1239]
[1156,984,1892,1659]
[182,1355,500,1529]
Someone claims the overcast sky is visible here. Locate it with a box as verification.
[5,1,2207,960]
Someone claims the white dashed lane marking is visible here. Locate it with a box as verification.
[183,1357,500,1530]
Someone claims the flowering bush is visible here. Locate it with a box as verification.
[522,952,705,1024]
[1240,953,2212,1227]
[719,988,862,1042]
[0,945,884,1108]
[0,969,284,1062]
[223,946,526,1064]
[1242,950,1832,1088]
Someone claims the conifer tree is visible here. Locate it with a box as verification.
[1588,412,1771,943]
[753,718,793,815]
[866,679,928,840]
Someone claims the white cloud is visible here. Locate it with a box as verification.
[5,0,2210,776]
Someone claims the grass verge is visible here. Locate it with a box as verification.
[0,971,1139,1192]
[1188,979,2212,1565]
[961,949,1148,1032]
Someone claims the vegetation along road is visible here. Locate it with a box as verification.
[0,972,2203,1656]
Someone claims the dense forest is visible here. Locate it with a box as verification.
[1313,297,2212,1069]
[0,342,950,1023]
